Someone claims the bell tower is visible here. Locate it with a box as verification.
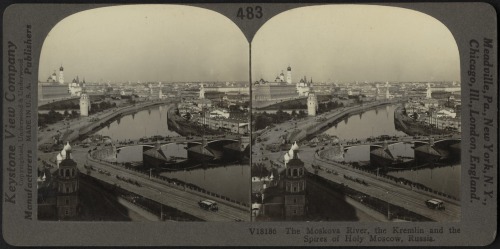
[56,142,79,220]
[283,146,306,220]
[286,66,292,84]
[58,65,64,84]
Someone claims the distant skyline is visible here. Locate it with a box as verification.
[39,5,249,83]
[252,5,460,83]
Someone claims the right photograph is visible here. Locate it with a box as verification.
[251,5,461,222]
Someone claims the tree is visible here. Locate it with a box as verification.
[298,110,307,118]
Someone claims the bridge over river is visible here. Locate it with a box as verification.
[253,99,461,222]
[71,148,250,221]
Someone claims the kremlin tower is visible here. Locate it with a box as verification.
[307,87,318,116]
[58,65,64,84]
[79,87,90,116]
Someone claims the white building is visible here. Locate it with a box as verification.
[286,66,292,84]
[209,109,230,119]
[80,93,90,116]
[437,108,457,118]
[307,91,318,116]
[58,66,64,84]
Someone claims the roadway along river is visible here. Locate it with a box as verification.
[94,104,250,204]
[71,147,249,221]
[323,104,460,200]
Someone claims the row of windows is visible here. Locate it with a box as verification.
[287,168,304,177]
[286,181,305,193]
[58,181,79,193]
[59,168,77,178]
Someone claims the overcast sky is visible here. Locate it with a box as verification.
[39,5,249,83]
[40,5,460,84]
[252,5,460,83]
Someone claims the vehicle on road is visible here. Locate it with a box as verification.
[425,199,445,210]
[198,199,218,212]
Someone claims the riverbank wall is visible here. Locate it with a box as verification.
[60,100,173,142]
[303,100,400,141]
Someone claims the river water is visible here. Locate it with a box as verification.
[94,104,250,203]
[324,104,461,199]
[324,105,406,140]
[96,105,180,141]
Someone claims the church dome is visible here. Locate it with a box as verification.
[60,149,67,159]
[284,152,290,163]
[287,66,291,71]
[63,141,72,151]
[60,66,64,71]
[291,141,299,151]
[56,153,63,162]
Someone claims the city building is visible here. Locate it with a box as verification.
[283,146,306,219]
[426,82,432,99]
[58,65,64,84]
[258,143,306,220]
[252,66,312,109]
[38,142,80,220]
[56,142,80,219]
[80,92,91,117]
[307,91,318,116]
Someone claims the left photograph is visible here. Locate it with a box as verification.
[36,5,250,221]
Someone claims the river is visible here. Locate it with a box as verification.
[94,104,250,203]
[324,104,461,199]
[96,104,179,141]
[324,105,406,140]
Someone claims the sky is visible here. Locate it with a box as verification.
[252,5,460,83]
[39,5,249,83]
[40,5,460,84]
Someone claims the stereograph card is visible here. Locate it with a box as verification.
[1,1,497,246]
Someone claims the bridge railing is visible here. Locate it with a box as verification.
[307,172,432,221]
[315,154,460,202]
[88,150,250,209]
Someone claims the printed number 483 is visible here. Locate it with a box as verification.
[237,6,263,20]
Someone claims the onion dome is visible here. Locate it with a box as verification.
[56,152,63,162]
[63,141,72,151]
[284,152,290,163]
[60,65,64,71]
[291,141,299,151]
[287,66,291,71]
[60,149,67,159]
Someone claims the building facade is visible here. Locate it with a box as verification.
[56,142,80,220]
